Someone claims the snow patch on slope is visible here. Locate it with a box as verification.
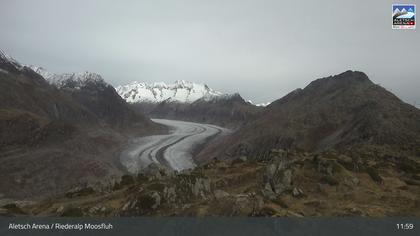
[247,99,272,107]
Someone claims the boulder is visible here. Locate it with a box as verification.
[231,193,263,216]
[133,191,161,214]
[192,178,211,199]
[292,187,304,198]
[175,173,212,202]
[214,190,230,200]
[163,186,177,203]
[262,159,293,197]
[56,205,64,214]
[239,156,248,162]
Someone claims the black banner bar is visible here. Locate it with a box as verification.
[0,217,419,236]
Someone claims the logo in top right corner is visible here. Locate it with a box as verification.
[393,4,416,29]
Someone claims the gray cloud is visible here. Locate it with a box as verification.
[1,0,419,105]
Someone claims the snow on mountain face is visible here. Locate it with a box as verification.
[28,65,106,89]
[247,99,271,107]
[0,49,24,72]
[0,50,19,65]
[28,66,55,80]
[256,102,271,107]
[0,50,105,89]
[116,80,224,103]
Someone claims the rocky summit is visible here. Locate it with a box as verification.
[207,71,420,160]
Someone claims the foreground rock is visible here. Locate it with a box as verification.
[10,149,420,217]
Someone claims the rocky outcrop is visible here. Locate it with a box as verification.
[261,150,294,199]
[6,149,420,217]
[120,163,212,216]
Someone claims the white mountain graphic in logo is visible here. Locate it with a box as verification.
[393,6,415,19]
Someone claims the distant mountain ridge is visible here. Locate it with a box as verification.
[0,50,96,124]
[116,80,223,103]
[26,65,149,129]
[26,60,262,128]
[28,65,107,89]
[136,93,262,128]
[117,80,267,127]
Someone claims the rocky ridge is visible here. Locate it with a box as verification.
[207,71,420,160]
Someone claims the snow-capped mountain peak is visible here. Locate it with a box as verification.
[28,65,55,80]
[28,65,106,89]
[116,81,224,103]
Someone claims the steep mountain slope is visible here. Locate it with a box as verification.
[202,71,420,160]
[1,52,96,126]
[116,80,223,103]
[0,51,164,199]
[29,66,155,130]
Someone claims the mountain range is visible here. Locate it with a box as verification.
[116,80,223,103]
[29,66,105,89]
[1,49,420,217]
[114,80,262,128]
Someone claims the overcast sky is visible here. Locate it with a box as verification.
[1,0,419,105]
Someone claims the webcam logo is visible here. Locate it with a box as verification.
[392,4,416,29]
